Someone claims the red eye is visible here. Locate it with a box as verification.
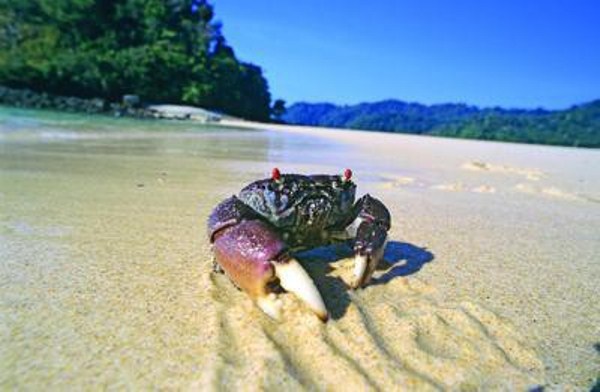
[344,168,352,181]
[272,167,281,181]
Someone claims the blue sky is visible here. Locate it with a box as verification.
[215,1,600,109]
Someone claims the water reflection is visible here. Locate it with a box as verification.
[0,108,354,177]
[263,128,352,171]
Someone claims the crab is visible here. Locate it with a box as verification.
[207,168,391,321]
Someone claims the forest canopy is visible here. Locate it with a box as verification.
[1,1,597,147]
[0,0,272,121]
[283,100,600,148]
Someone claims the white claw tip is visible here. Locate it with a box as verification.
[352,255,369,289]
[256,293,282,320]
[274,259,329,322]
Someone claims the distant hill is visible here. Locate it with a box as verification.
[283,100,600,147]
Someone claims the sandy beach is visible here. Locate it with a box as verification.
[1,107,599,390]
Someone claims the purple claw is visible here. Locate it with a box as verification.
[212,220,328,321]
[213,220,282,296]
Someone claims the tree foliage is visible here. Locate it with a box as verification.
[0,0,271,120]
[283,100,600,148]
[271,99,286,121]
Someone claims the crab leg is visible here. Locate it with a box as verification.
[209,199,328,321]
[346,194,391,288]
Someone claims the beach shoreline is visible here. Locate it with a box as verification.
[1,107,598,389]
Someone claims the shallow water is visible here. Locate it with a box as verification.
[1,107,598,389]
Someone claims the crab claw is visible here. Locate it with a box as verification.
[273,257,328,320]
[212,220,328,321]
[347,194,391,289]
[351,223,387,288]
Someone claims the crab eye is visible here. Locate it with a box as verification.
[343,168,352,181]
[272,167,281,181]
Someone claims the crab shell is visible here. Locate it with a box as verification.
[208,169,391,321]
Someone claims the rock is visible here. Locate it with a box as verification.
[0,85,222,122]
[90,98,106,112]
[146,104,222,122]
[123,94,140,108]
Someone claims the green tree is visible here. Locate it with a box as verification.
[0,0,273,120]
[271,99,286,121]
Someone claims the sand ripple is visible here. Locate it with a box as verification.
[202,257,544,390]
[462,161,544,181]
[10,111,597,389]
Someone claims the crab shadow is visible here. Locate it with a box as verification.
[296,241,434,320]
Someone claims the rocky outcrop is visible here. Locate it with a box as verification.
[0,86,221,122]
[145,104,221,122]
[0,86,107,113]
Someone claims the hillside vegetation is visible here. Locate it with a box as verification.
[0,0,272,121]
[284,100,600,147]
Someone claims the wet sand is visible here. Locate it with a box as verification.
[1,107,599,389]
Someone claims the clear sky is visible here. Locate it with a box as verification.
[214,1,600,109]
